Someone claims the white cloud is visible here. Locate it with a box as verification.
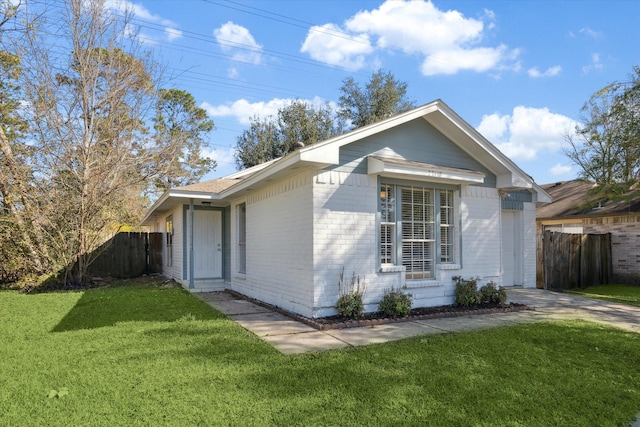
[528,65,562,78]
[579,27,603,39]
[201,98,290,125]
[201,96,334,125]
[165,27,183,42]
[300,0,519,75]
[420,45,509,76]
[301,23,373,71]
[549,163,573,176]
[582,53,604,74]
[202,145,236,167]
[105,0,182,42]
[477,106,577,161]
[214,22,263,65]
[227,67,240,79]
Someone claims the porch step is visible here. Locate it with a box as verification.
[188,280,226,293]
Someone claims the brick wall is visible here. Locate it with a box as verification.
[229,171,315,317]
[311,171,397,317]
[583,215,640,285]
[160,206,183,285]
[228,169,538,318]
[310,174,520,317]
[458,186,503,282]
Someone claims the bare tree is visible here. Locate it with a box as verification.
[0,0,53,277]
[3,0,212,284]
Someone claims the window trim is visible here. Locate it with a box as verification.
[378,178,459,280]
[165,216,173,267]
[237,203,246,274]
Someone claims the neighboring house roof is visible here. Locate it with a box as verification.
[537,179,640,220]
[142,99,551,225]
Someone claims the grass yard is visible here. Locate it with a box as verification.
[566,284,640,306]
[2,279,640,426]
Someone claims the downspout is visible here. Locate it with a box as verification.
[189,198,194,289]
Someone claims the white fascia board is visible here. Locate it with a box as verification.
[496,174,552,203]
[167,189,221,200]
[141,189,221,225]
[368,156,485,184]
[533,182,552,203]
[432,103,554,203]
[428,106,510,173]
[221,158,279,179]
[496,173,533,190]
[219,150,335,198]
[299,144,340,164]
[220,151,301,197]
[141,191,170,225]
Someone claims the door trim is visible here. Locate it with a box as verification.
[183,205,225,283]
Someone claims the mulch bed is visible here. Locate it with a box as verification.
[225,289,530,331]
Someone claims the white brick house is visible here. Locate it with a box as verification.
[142,100,551,318]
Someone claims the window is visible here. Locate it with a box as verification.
[440,189,454,263]
[380,183,396,264]
[543,223,583,234]
[401,186,435,280]
[237,203,246,274]
[380,182,456,280]
[165,216,173,266]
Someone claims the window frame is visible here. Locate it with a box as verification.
[237,203,246,274]
[165,216,173,267]
[379,179,458,280]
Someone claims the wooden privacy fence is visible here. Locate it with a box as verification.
[84,232,163,279]
[542,231,612,290]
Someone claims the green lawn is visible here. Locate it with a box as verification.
[566,284,640,306]
[2,279,640,426]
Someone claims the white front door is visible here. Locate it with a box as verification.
[501,210,522,286]
[193,209,222,279]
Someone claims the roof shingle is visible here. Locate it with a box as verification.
[175,178,239,193]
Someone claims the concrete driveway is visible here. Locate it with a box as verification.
[196,288,640,355]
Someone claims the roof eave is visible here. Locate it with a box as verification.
[219,149,338,199]
[141,189,223,226]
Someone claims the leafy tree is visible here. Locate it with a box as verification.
[338,69,416,129]
[235,116,280,169]
[235,99,343,169]
[153,88,215,194]
[234,70,414,169]
[565,66,640,195]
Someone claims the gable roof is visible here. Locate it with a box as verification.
[142,99,550,225]
[537,180,640,220]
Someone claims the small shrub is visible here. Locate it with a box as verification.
[378,288,412,318]
[336,293,364,318]
[453,276,480,307]
[336,267,365,319]
[479,282,507,305]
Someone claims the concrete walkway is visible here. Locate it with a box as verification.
[195,288,640,355]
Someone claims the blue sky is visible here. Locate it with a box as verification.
[109,0,638,185]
